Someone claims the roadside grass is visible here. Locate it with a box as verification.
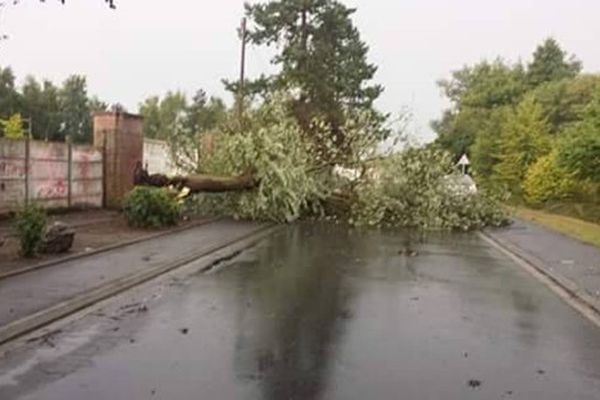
[514,207,600,248]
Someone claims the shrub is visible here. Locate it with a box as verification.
[13,204,47,258]
[523,151,577,206]
[124,186,182,228]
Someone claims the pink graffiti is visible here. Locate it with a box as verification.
[0,160,26,177]
[37,179,67,198]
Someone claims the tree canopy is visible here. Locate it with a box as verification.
[227,0,385,152]
[433,37,599,217]
[0,66,106,142]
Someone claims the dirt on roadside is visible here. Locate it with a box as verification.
[0,210,208,275]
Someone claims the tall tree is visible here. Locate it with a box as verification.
[21,76,62,140]
[532,74,600,134]
[139,96,162,139]
[238,0,384,141]
[494,96,551,194]
[158,91,187,140]
[526,38,581,87]
[184,89,226,136]
[0,66,20,120]
[59,75,91,143]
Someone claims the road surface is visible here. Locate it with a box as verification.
[1,224,600,399]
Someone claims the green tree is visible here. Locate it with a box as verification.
[184,89,226,136]
[433,59,527,157]
[556,89,600,182]
[494,96,552,195]
[470,107,509,183]
[526,38,581,87]
[21,76,63,141]
[0,113,26,139]
[532,74,600,134]
[239,0,384,142]
[139,96,162,139]
[158,91,187,140]
[59,75,91,143]
[0,66,20,120]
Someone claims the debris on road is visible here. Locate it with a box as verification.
[40,222,75,254]
[467,379,482,389]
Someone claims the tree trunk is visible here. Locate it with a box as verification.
[133,162,258,194]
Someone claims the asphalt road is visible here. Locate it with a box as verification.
[1,224,600,399]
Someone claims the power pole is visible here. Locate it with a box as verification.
[238,17,247,125]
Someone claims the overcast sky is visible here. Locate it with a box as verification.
[1,0,599,141]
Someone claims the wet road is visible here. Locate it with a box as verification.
[2,224,600,399]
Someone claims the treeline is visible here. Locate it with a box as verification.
[434,38,600,220]
[0,66,107,143]
[138,89,226,141]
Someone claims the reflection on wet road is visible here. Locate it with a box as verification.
[2,224,600,399]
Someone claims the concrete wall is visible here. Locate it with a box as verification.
[143,138,179,176]
[0,138,103,214]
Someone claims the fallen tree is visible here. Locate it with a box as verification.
[133,162,258,193]
[131,97,509,230]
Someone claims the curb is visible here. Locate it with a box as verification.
[479,229,600,327]
[0,217,221,281]
[0,224,281,345]
[0,215,119,238]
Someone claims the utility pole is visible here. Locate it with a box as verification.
[238,17,247,125]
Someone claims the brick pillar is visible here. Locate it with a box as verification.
[93,112,144,209]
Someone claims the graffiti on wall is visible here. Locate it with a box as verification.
[1,138,103,212]
[0,160,26,177]
[37,179,67,198]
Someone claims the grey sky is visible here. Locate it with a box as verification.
[2,0,599,141]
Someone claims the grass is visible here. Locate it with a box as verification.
[514,207,600,248]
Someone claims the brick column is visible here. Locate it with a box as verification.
[93,112,143,209]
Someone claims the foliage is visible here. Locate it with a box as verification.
[0,66,106,143]
[469,107,507,184]
[13,204,47,258]
[0,113,26,139]
[434,38,583,162]
[433,59,527,157]
[532,74,600,134]
[493,96,551,195]
[21,76,62,141]
[526,38,582,87]
[0,67,20,120]
[192,99,328,223]
[523,151,577,206]
[181,94,508,231]
[556,129,600,183]
[124,186,182,228]
[437,59,527,108]
[555,89,600,183]
[59,75,92,143]
[350,147,508,230]
[139,89,227,172]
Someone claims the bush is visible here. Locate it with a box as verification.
[13,204,47,258]
[124,186,182,228]
[523,151,577,206]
